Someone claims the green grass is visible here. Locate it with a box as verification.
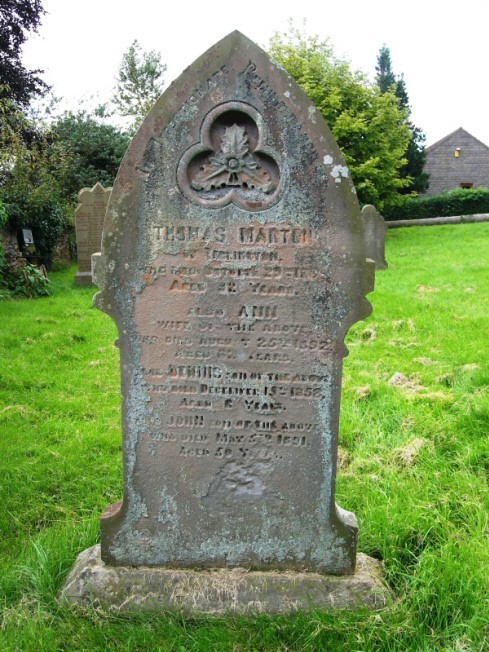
[1,224,488,651]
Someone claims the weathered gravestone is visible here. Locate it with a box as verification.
[74,182,112,286]
[361,204,388,270]
[60,32,387,612]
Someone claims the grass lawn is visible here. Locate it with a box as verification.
[0,223,488,651]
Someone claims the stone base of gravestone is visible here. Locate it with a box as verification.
[59,545,390,613]
[74,271,95,287]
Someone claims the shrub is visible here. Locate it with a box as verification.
[0,200,51,299]
[384,187,489,221]
[0,262,50,299]
[3,187,69,268]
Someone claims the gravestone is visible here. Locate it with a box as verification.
[74,182,112,286]
[361,204,388,270]
[60,31,387,612]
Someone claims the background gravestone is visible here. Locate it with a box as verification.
[74,182,112,286]
[362,204,388,270]
[60,32,386,612]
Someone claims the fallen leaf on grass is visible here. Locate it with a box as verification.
[401,415,415,430]
[437,373,454,386]
[388,340,418,349]
[388,372,422,393]
[418,391,453,403]
[337,447,350,469]
[0,404,36,418]
[361,327,377,342]
[354,385,371,399]
[394,437,431,466]
[392,319,416,332]
[461,363,479,372]
[417,285,440,294]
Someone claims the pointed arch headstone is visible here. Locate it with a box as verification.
[362,204,388,270]
[96,30,373,571]
[60,32,387,612]
[74,183,112,286]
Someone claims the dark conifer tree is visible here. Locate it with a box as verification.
[375,45,396,93]
[376,45,429,194]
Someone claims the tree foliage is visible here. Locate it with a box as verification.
[0,0,49,106]
[375,45,429,195]
[1,89,29,176]
[399,125,429,195]
[268,29,411,209]
[376,46,397,96]
[111,39,166,131]
[1,101,131,267]
[0,104,71,266]
[50,111,130,198]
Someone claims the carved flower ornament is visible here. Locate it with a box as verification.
[191,124,273,193]
[177,104,281,210]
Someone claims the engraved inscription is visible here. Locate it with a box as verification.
[136,217,336,466]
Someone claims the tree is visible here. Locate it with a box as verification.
[1,91,130,270]
[0,0,49,106]
[1,90,28,176]
[0,93,73,267]
[50,111,130,198]
[375,45,396,94]
[0,119,71,267]
[268,28,411,210]
[399,125,429,195]
[375,45,429,194]
[111,39,166,130]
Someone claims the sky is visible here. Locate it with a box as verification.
[22,0,489,147]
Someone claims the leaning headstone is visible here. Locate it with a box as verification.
[362,204,388,270]
[60,31,387,612]
[74,182,112,286]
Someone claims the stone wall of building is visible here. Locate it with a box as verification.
[424,128,489,195]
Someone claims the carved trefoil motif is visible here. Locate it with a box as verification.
[178,102,281,210]
[191,123,273,193]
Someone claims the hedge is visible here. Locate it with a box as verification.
[383,187,489,221]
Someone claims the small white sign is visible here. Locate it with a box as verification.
[22,228,34,244]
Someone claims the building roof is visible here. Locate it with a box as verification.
[426,127,489,154]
